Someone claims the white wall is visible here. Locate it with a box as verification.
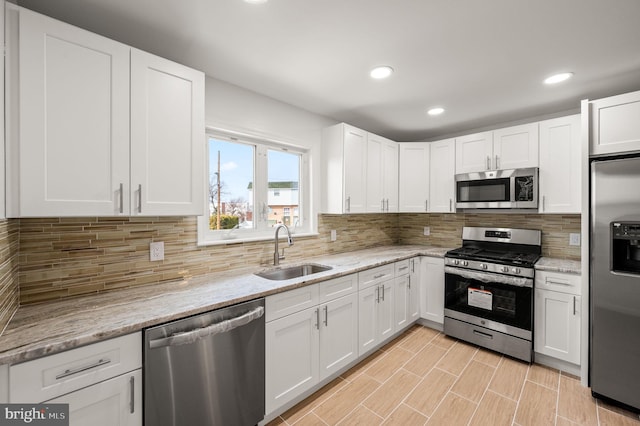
[204,76,337,230]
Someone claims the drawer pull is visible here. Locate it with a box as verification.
[373,273,386,279]
[398,266,408,271]
[473,330,493,340]
[55,357,111,380]
[546,278,571,286]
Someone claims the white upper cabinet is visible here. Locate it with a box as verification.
[322,123,397,214]
[429,139,456,213]
[130,49,205,216]
[398,143,430,212]
[588,90,640,156]
[455,123,539,173]
[5,5,204,217]
[366,134,398,212]
[455,131,493,173]
[0,2,5,219]
[539,115,581,213]
[321,124,367,214]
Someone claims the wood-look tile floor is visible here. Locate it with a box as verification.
[267,325,640,426]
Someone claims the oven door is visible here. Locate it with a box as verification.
[444,266,533,337]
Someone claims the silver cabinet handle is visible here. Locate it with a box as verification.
[316,308,320,330]
[375,286,380,303]
[346,196,351,213]
[119,183,124,214]
[373,273,386,279]
[486,156,491,170]
[381,285,385,301]
[408,276,411,289]
[323,305,328,326]
[473,329,494,340]
[129,376,135,414]
[542,195,546,212]
[411,259,415,273]
[56,358,111,380]
[138,184,142,213]
[573,296,577,315]
[449,199,453,212]
[381,199,385,212]
[547,278,571,286]
[398,266,409,271]
[386,199,389,211]
[495,154,499,169]
[149,306,264,348]
[425,200,428,212]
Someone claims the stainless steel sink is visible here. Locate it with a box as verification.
[255,263,332,281]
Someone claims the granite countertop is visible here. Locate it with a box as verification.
[0,245,450,365]
[535,257,582,275]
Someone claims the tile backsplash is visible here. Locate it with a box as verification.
[1,213,580,316]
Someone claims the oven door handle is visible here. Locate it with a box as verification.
[444,266,533,288]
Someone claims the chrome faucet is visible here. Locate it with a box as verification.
[273,224,293,266]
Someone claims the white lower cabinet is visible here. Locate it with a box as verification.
[47,370,142,426]
[420,257,445,325]
[394,258,420,332]
[534,270,581,365]
[8,333,142,425]
[265,274,358,415]
[358,276,394,357]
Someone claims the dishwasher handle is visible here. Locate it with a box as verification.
[148,306,264,349]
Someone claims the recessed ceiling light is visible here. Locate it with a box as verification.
[544,72,574,85]
[244,0,268,4]
[427,107,445,116]
[370,66,394,79]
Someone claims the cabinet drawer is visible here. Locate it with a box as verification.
[358,264,395,290]
[535,270,581,295]
[266,284,319,322]
[10,332,141,403]
[318,274,357,304]
[394,260,411,276]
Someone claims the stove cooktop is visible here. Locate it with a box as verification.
[445,246,540,268]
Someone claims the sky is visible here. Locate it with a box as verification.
[208,137,299,204]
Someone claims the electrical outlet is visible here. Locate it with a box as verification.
[330,230,337,242]
[569,233,581,246]
[150,241,164,261]
[423,227,431,236]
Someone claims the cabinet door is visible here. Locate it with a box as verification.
[408,258,421,322]
[394,275,410,332]
[378,280,395,341]
[398,143,430,212]
[343,126,367,213]
[47,370,142,426]
[6,6,130,217]
[492,123,539,170]
[420,257,444,324]
[539,115,581,213]
[365,134,384,212]
[266,307,319,414]
[130,49,205,216]
[382,139,399,212]
[429,139,456,212]
[319,293,358,380]
[358,286,378,356]
[534,289,580,364]
[589,90,640,156]
[455,132,493,173]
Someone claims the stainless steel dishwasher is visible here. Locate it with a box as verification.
[144,298,265,426]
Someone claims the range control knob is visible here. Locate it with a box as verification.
[512,267,521,274]
[462,260,469,266]
[453,259,460,265]
[501,266,510,273]
[479,263,488,270]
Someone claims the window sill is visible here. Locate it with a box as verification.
[197,231,320,247]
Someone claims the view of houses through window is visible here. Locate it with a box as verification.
[208,136,301,232]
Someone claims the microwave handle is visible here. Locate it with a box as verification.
[495,154,499,170]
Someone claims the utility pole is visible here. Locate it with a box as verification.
[217,150,221,230]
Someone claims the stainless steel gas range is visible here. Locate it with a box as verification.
[444,227,541,362]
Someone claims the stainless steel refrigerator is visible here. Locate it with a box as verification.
[591,155,640,410]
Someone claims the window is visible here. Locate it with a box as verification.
[198,129,312,244]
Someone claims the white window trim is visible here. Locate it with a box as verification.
[197,126,315,246]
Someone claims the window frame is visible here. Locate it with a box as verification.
[197,127,314,246]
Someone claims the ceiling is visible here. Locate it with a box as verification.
[15,0,640,141]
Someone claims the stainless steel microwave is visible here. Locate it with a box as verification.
[455,167,539,209]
